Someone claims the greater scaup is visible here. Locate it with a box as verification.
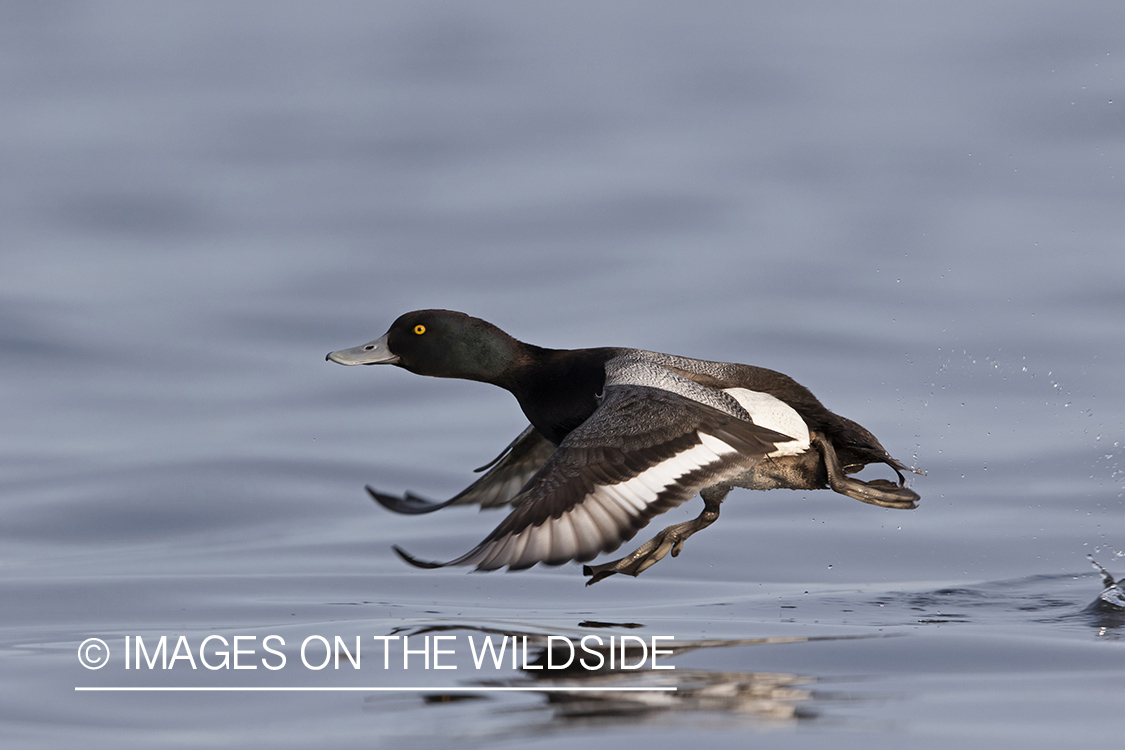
[327,310,920,584]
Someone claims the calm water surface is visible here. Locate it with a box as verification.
[3,2,1124,748]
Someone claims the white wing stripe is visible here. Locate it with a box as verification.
[605,482,650,513]
[634,471,669,494]
[469,432,746,569]
[697,431,738,456]
[602,437,727,500]
[591,491,634,527]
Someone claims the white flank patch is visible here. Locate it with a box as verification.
[723,388,811,456]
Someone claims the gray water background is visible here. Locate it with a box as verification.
[3,2,1124,747]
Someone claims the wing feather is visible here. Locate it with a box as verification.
[367,425,554,514]
[396,385,797,571]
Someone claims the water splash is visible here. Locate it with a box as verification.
[1087,555,1125,609]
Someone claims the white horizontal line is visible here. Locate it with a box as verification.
[75,686,677,693]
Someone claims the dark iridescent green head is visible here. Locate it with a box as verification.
[327,310,526,383]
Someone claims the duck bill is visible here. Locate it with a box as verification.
[326,332,399,365]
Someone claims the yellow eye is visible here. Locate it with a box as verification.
[413,324,426,335]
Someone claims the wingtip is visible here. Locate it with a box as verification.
[392,545,447,569]
[366,485,410,512]
[367,485,451,514]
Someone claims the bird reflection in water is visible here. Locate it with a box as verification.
[372,622,882,729]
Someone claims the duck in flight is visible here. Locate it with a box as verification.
[327,310,920,585]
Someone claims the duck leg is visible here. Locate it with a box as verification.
[582,485,732,586]
[813,432,919,509]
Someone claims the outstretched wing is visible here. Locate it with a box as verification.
[395,384,796,571]
[368,425,555,514]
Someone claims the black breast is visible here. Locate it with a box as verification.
[511,348,616,445]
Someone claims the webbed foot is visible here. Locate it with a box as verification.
[582,502,722,585]
[813,433,919,509]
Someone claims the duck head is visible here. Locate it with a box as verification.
[326,309,527,383]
